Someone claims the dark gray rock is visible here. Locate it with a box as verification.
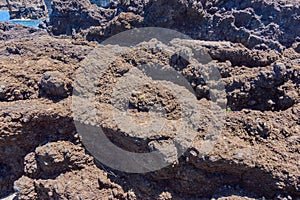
[49,0,300,52]
[39,71,69,98]
[7,0,48,19]
[50,0,116,35]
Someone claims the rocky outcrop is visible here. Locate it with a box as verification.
[49,0,300,52]
[0,22,299,199]
[14,141,130,200]
[49,0,116,35]
[6,0,48,19]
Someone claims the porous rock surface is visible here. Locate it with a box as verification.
[0,19,299,199]
[5,0,48,19]
[49,0,300,52]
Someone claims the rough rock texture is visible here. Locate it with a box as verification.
[49,0,116,35]
[0,22,47,40]
[0,19,299,199]
[39,70,71,99]
[49,0,300,52]
[0,23,93,197]
[6,0,48,19]
[14,141,130,200]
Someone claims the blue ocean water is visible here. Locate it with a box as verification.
[0,10,42,28]
[0,10,10,21]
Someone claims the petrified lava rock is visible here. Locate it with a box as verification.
[6,0,48,19]
[49,0,300,52]
[50,0,116,35]
[0,22,299,199]
[39,71,71,99]
[14,141,130,200]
